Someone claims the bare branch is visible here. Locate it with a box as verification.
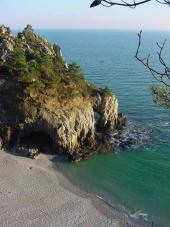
[135,31,170,87]
[90,0,170,108]
[90,0,170,8]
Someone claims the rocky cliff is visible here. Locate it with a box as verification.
[0,25,126,161]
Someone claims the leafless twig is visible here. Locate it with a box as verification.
[135,31,170,87]
[90,0,170,8]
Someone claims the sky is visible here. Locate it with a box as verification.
[0,0,170,31]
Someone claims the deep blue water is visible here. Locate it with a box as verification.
[17,30,170,226]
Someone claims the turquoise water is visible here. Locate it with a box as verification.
[36,30,170,226]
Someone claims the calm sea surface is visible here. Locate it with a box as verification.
[17,30,170,226]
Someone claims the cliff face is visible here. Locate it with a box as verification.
[0,81,122,157]
[93,93,118,133]
[0,25,126,160]
[21,97,96,154]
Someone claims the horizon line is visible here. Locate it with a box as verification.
[11,27,170,33]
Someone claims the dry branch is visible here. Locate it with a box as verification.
[90,0,170,8]
[135,31,170,87]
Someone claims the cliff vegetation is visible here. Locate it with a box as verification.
[0,25,126,161]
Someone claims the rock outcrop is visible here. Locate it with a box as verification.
[93,92,119,133]
[0,25,15,63]
[0,25,126,161]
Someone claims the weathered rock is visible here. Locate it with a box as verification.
[17,146,40,159]
[0,25,15,63]
[0,136,3,149]
[0,125,20,147]
[0,25,126,161]
[94,92,120,133]
[0,75,122,158]
[0,87,122,159]
[120,138,136,149]
[53,43,68,68]
[0,24,64,64]
[21,25,56,56]
[21,99,96,154]
[117,112,127,130]
[53,44,62,57]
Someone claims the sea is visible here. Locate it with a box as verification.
[15,29,170,226]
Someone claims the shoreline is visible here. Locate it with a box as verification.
[0,149,145,227]
[52,155,149,227]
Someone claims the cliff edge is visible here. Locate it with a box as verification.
[0,25,126,161]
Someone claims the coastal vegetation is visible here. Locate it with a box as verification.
[0,25,126,161]
[102,86,113,96]
[1,25,97,100]
[151,85,170,108]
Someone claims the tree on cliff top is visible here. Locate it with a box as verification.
[90,0,170,108]
[23,24,34,34]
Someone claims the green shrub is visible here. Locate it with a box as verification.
[68,62,85,83]
[1,26,99,100]
[151,85,170,108]
[26,80,45,94]
[5,46,28,78]
[102,87,112,96]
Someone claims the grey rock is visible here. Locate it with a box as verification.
[0,25,126,161]
[0,25,15,63]
[17,146,40,159]
[0,87,121,158]
[0,137,3,149]
[53,44,62,57]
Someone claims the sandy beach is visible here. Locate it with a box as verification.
[0,149,122,227]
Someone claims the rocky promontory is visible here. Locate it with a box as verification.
[0,25,126,161]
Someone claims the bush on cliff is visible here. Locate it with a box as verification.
[1,25,112,100]
[5,46,28,78]
[102,87,112,96]
[68,62,84,82]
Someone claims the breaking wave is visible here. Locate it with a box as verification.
[111,120,153,149]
